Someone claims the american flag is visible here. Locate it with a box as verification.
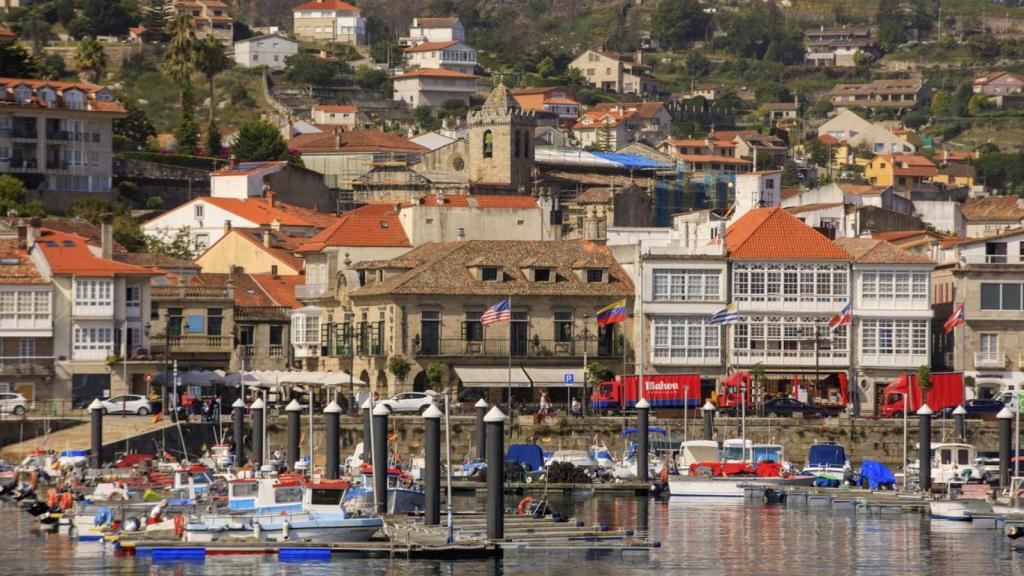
[481,298,511,325]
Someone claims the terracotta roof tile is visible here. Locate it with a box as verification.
[289,129,428,154]
[313,104,359,113]
[297,204,410,252]
[393,68,478,80]
[250,273,304,309]
[229,229,307,272]
[38,218,127,252]
[351,240,634,297]
[961,196,1024,222]
[833,238,934,264]
[0,26,15,41]
[169,197,336,229]
[116,252,201,271]
[35,229,155,276]
[293,0,360,11]
[0,238,47,285]
[837,183,888,195]
[872,230,932,242]
[189,272,283,308]
[725,208,851,260]
[413,17,460,27]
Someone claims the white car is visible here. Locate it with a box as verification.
[0,392,28,415]
[378,392,441,414]
[100,395,152,415]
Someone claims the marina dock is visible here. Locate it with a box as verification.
[113,514,656,561]
[445,480,656,495]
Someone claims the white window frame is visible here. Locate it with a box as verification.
[73,279,113,316]
[72,323,114,360]
[650,269,721,301]
[651,316,720,364]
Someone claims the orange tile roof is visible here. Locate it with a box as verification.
[228,229,307,272]
[403,40,461,53]
[293,0,360,11]
[0,25,16,41]
[0,77,126,114]
[961,195,1024,222]
[250,273,304,309]
[817,134,842,145]
[189,197,336,228]
[833,238,934,264]
[313,104,359,113]
[872,229,932,242]
[0,238,47,285]
[725,208,851,260]
[297,204,410,252]
[189,273,281,308]
[393,68,478,80]
[414,194,538,209]
[573,110,631,128]
[289,129,428,154]
[35,229,155,276]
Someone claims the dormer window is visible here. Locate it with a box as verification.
[38,88,56,106]
[586,269,605,283]
[481,267,499,281]
[13,86,31,102]
[534,268,551,282]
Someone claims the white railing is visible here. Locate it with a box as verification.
[734,298,848,313]
[974,351,1006,369]
[731,349,849,367]
[72,347,113,361]
[858,298,930,311]
[963,254,1024,265]
[73,303,114,317]
[858,353,930,368]
[651,354,721,366]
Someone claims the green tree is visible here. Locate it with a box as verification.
[354,64,390,91]
[685,51,711,77]
[805,138,831,167]
[194,35,232,125]
[425,361,447,391]
[81,0,139,36]
[781,159,799,187]
[651,0,711,49]
[145,226,203,260]
[968,93,992,115]
[176,85,200,155]
[206,118,222,157]
[284,52,345,97]
[142,0,172,41]
[902,109,929,130]
[387,356,412,384]
[20,17,53,53]
[916,364,932,405]
[595,118,615,151]
[876,0,907,51]
[0,175,44,217]
[536,55,555,78]
[0,42,42,79]
[113,100,157,150]
[163,13,198,101]
[930,90,949,116]
[948,83,973,117]
[74,36,108,83]
[231,119,289,162]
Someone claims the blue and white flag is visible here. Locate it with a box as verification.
[709,303,739,325]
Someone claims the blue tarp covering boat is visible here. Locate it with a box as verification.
[507,444,545,472]
[621,427,668,437]
[856,460,896,490]
[807,444,847,468]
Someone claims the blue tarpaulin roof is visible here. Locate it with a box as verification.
[857,460,896,490]
[507,444,545,472]
[621,427,668,437]
[807,443,847,467]
[589,152,673,170]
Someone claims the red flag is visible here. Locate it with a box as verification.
[943,303,965,334]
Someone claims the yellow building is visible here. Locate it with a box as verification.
[864,154,937,188]
[932,164,977,188]
[195,227,305,275]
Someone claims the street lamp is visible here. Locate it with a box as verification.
[345,310,355,415]
[800,323,831,403]
[574,313,595,418]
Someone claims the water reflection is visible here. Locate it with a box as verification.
[1,494,1020,576]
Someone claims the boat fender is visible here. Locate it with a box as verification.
[173,514,185,537]
[253,521,262,539]
[282,520,290,540]
[46,489,58,509]
[660,467,669,484]
[94,507,112,527]
[1007,526,1023,540]
[123,517,141,532]
[516,497,536,515]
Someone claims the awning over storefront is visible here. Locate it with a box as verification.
[523,367,585,388]
[455,366,531,388]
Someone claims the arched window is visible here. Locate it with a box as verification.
[483,130,493,158]
[514,129,521,158]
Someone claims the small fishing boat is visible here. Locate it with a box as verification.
[186,476,382,542]
[929,499,993,521]
[675,440,721,474]
[668,461,815,498]
[342,464,425,515]
[802,442,852,485]
[721,439,753,463]
[907,443,983,486]
[544,449,600,472]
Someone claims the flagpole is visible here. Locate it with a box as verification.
[507,293,513,441]
[638,257,644,403]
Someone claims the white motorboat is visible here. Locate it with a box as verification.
[929,499,993,521]
[907,443,983,486]
[675,440,721,475]
[185,476,383,542]
[342,466,425,515]
[721,439,753,463]
[545,449,599,472]
[802,442,852,480]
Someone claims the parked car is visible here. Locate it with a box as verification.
[378,391,441,414]
[762,397,833,417]
[938,399,1006,419]
[100,395,152,415]
[0,392,28,415]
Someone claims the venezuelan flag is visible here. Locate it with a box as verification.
[596,299,627,327]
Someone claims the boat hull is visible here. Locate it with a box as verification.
[929,499,993,522]
[669,475,815,497]
[185,516,383,542]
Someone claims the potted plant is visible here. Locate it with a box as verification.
[387,355,412,385]
[916,364,932,406]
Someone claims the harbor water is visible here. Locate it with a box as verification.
[1,493,1021,575]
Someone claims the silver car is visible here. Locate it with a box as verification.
[100,395,153,415]
[378,391,442,414]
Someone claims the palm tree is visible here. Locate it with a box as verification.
[194,35,232,124]
[74,37,108,84]
[162,13,198,97]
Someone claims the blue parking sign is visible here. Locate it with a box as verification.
[564,374,574,385]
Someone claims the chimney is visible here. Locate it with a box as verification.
[28,217,40,248]
[16,222,27,250]
[393,203,402,213]
[100,213,114,259]
[334,128,341,149]
[266,190,275,207]
[271,264,278,277]
[223,219,232,233]
[262,229,272,248]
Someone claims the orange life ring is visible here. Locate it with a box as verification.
[29,469,38,490]
[174,514,185,537]
[60,491,73,511]
[516,497,536,515]
[660,467,669,484]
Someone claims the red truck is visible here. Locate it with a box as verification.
[878,372,964,418]
[718,371,752,415]
[590,374,701,411]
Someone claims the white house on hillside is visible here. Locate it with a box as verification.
[292,0,365,44]
[401,17,465,46]
[233,34,298,69]
[393,68,478,107]
[403,41,477,75]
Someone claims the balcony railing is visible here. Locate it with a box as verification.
[164,334,232,353]
[0,356,55,376]
[975,351,1006,369]
[295,283,328,300]
[11,127,37,139]
[963,254,1024,265]
[269,345,284,357]
[859,352,930,368]
[730,349,849,367]
[414,338,623,359]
